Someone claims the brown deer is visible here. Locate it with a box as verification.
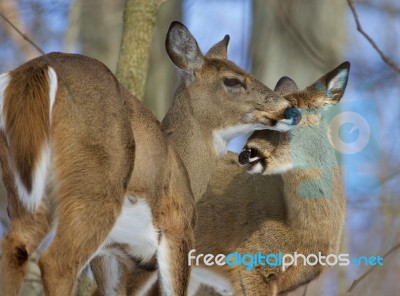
[127,62,349,295]
[191,62,349,295]
[0,22,298,296]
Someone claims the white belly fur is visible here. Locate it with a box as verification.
[107,197,158,262]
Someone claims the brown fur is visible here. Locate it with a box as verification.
[0,22,294,296]
[1,52,137,296]
[3,65,50,192]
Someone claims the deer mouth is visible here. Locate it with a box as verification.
[238,147,266,174]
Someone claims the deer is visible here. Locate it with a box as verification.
[0,21,299,296]
[126,62,349,295]
[192,62,349,295]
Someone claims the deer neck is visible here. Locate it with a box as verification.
[162,90,221,202]
[280,129,345,245]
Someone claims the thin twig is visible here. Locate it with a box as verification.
[347,0,400,74]
[0,12,45,55]
[347,243,400,294]
[0,10,83,111]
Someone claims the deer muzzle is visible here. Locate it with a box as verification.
[239,147,266,174]
[284,107,302,125]
[238,148,261,165]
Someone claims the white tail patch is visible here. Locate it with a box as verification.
[157,235,174,295]
[47,67,57,121]
[14,143,52,212]
[0,72,10,130]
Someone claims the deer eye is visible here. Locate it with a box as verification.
[223,78,243,88]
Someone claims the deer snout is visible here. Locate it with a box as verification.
[238,148,252,165]
[239,147,266,174]
[239,147,261,165]
[284,107,302,126]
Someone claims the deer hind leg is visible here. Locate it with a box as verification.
[38,185,125,296]
[38,155,129,295]
[1,203,51,296]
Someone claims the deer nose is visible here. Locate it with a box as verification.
[238,148,251,165]
[284,108,302,125]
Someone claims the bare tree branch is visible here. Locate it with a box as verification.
[347,0,400,74]
[0,1,41,60]
[0,11,45,56]
[347,243,400,294]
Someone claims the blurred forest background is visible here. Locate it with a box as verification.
[0,0,399,295]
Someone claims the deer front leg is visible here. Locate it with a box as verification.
[125,269,158,295]
[157,233,193,296]
[156,198,195,296]
[121,232,193,296]
[91,254,129,296]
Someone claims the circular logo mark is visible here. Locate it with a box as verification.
[328,111,370,155]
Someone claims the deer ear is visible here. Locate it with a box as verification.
[274,76,298,96]
[205,35,230,59]
[308,62,350,106]
[166,21,204,71]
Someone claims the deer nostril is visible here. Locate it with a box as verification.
[284,108,302,125]
[238,148,252,165]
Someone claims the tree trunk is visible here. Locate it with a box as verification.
[77,0,124,72]
[251,0,346,88]
[116,0,167,99]
[143,0,181,119]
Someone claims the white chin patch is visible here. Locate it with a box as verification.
[213,124,263,156]
[268,119,294,132]
[248,161,264,174]
[214,120,293,156]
